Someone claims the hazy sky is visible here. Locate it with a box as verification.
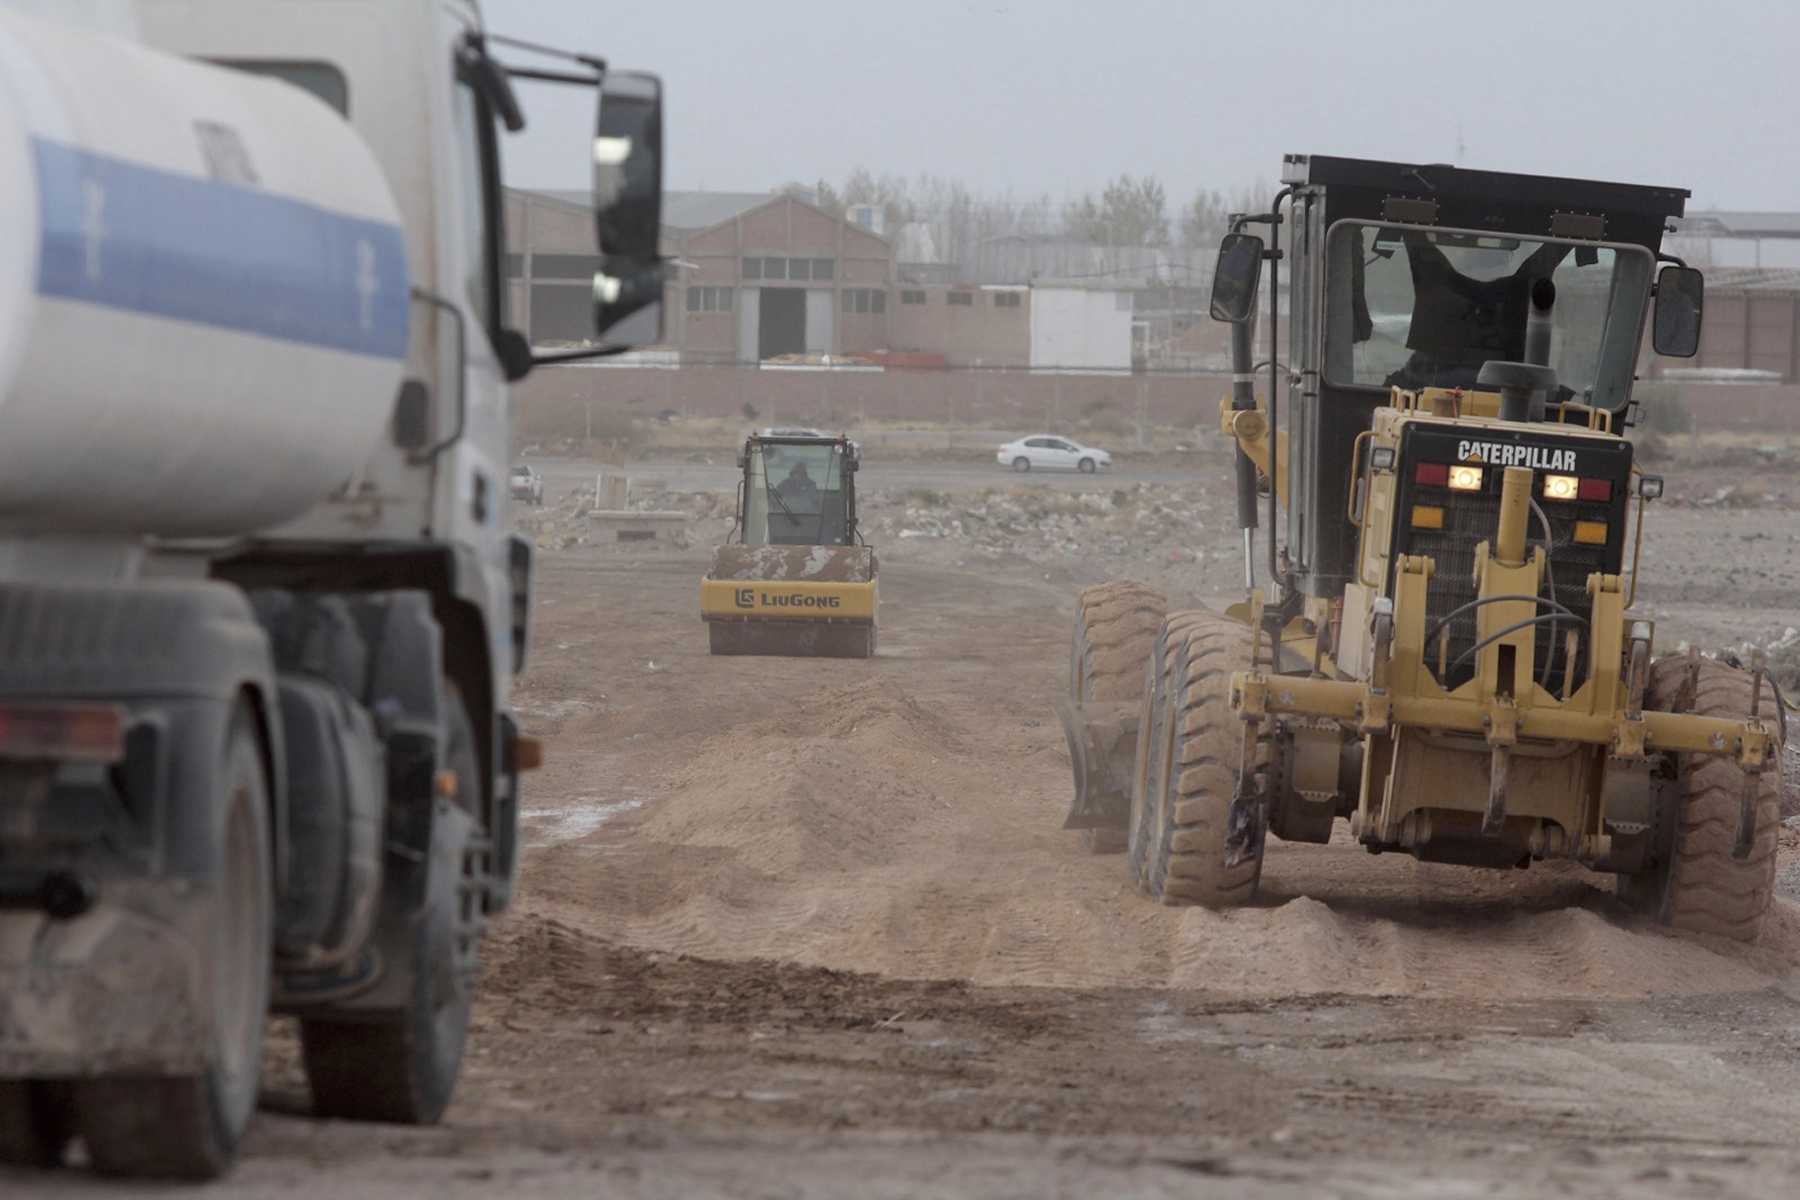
[487,0,1798,212]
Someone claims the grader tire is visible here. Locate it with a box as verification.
[1070,581,1166,854]
[1619,655,1782,941]
[1128,611,1213,887]
[1145,612,1263,907]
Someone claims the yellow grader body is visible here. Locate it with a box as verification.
[1059,154,1785,939]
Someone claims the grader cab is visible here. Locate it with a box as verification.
[1060,154,1784,939]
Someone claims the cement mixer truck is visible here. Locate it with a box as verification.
[0,0,665,1179]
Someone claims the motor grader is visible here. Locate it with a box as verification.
[1060,154,1785,939]
[700,433,877,657]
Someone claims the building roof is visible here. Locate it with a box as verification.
[662,191,777,231]
[1675,211,1800,239]
[510,187,775,232]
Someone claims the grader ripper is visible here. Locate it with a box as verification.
[1060,154,1785,939]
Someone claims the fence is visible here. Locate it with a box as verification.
[513,361,1241,445]
[513,363,1800,447]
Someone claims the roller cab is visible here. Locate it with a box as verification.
[702,434,877,658]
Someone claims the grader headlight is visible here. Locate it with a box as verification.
[1446,464,1484,492]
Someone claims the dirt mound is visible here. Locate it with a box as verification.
[635,682,967,878]
[513,548,1800,1012]
[531,675,1800,1001]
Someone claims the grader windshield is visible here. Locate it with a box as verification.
[741,439,855,547]
[1323,223,1654,410]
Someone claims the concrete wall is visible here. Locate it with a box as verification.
[513,362,1234,436]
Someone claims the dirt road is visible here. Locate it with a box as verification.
[13,476,1800,1198]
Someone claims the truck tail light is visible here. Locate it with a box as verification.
[0,704,127,764]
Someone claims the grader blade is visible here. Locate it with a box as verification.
[1056,696,1139,830]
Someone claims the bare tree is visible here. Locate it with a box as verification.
[1063,174,1169,247]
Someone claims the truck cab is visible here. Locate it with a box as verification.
[0,0,663,1178]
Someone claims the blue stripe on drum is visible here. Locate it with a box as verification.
[32,137,409,359]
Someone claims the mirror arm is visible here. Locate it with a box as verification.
[485,31,607,77]
[457,35,525,132]
[1656,251,1688,269]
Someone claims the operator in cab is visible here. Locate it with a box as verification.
[777,461,820,506]
[1364,230,1573,391]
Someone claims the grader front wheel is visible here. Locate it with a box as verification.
[1069,581,1166,853]
[1618,655,1782,941]
[1139,612,1264,907]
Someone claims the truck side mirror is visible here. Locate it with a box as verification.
[592,71,665,345]
[1652,265,1704,358]
[1210,232,1264,323]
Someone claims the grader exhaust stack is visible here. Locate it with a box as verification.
[1055,153,1786,941]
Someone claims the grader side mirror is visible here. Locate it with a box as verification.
[1210,232,1265,323]
[1652,265,1704,358]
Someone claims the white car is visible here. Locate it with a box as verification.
[997,435,1112,473]
[509,464,544,507]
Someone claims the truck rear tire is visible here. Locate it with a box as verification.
[1142,613,1263,907]
[1070,581,1166,854]
[299,686,480,1124]
[1619,655,1782,941]
[74,706,273,1179]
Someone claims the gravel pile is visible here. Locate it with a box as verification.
[863,483,1235,575]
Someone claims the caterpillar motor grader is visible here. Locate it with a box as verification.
[700,433,877,657]
[1060,154,1785,939]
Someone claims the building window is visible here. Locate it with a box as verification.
[762,256,788,280]
[994,291,1022,309]
[947,291,974,307]
[505,253,525,279]
[743,257,763,280]
[842,288,888,315]
[686,286,733,313]
[901,290,926,305]
[789,257,812,281]
[812,258,835,280]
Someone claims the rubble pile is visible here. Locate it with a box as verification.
[514,485,731,551]
[863,483,1235,576]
